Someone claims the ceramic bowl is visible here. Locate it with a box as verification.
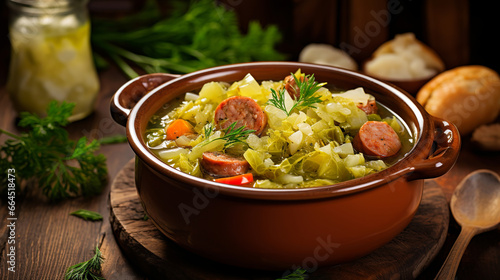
[110,62,460,270]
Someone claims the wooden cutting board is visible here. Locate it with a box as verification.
[109,159,449,279]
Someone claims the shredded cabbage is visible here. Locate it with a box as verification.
[171,153,202,177]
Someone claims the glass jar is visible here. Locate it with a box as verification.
[6,0,100,121]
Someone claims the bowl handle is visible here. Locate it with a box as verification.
[110,73,181,126]
[407,116,461,181]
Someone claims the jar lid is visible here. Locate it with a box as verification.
[8,0,88,13]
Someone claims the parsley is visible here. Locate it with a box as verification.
[0,101,108,201]
[70,209,104,221]
[203,122,255,149]
[268,73,326,116]
[64,246,105,280]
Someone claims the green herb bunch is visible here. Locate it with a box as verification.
[91,0,286,79]
[65,246,105,280]
[0,102,107,201]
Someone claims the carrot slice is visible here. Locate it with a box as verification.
[166,119,195,140]
[214,173,254,186]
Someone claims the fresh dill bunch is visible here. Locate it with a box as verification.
[267,73,326,116]
[203,122,255,149]
[0,101,108,201]
[64,246,105,280]
[70,209,104,221]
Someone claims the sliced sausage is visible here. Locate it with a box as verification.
[353,121,401,158]
[214,96,267,135]
[357,100,378,115]
[284,74,307,100]
[201,151,250,177]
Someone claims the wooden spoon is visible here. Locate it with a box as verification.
[435,169,500,280]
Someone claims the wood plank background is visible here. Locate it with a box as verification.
[218,0,496,72]
[0,0,498,75]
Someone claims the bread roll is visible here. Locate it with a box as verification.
[299,44,358,71]
[416,65,500,135]
[365,33,445,80]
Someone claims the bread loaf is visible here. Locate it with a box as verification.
[364,33,445,81]
[299,44,358,71]
[416,65,500,135]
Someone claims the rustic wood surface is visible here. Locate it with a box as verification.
[110,159,449,280]
[1,1,500,277]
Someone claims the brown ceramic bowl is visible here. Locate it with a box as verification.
[110,62,460,271]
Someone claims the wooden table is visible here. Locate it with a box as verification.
[0,64,499,279]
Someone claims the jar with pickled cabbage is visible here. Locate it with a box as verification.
[6,0,99,121]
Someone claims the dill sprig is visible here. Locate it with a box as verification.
[292,73,325,112]
[203,122,255,149]
[70,209,103,221]
[0,101,108,201]
[220,122,256,149]
[64,246,105,280]
[267,73,326,116]
[268,87,290,115]
[277,267,309,279]
[203,122,215,141]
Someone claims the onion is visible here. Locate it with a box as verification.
[184,92,199,101]
[159,147,188,160]
[288,130,303,155]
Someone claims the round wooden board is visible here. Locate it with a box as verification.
[109,159,449,280]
